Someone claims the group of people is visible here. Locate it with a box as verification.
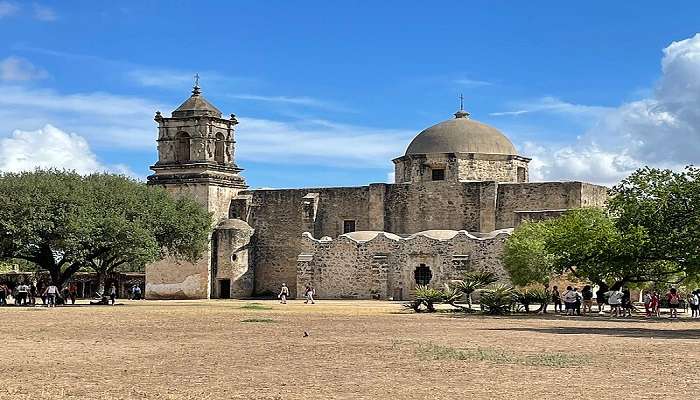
[0,281,143,307]
[277,283,315,304]
[550,284,700,319]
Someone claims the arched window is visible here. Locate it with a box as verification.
[175,132,190,162]
[214,132,225,163]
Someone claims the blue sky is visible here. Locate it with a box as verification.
[1,1,700,187]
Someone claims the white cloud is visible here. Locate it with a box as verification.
[32,3,56,21]
[0,57,48,81]
[490,96,611,117]
[0,124,112,174]
[454,78,492,87]
[0,1,18,18]
[507,33,700,186]
[236,117,413,168]
[230,94,352,112]
[128,69,198,89]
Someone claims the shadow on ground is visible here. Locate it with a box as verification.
[487,326,700,340]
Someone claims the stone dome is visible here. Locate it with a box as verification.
[405,110,517,156]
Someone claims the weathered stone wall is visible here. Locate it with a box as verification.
[580,182,609,207]
[495,182,583,229]
[145,254,210,299]
[393,153,530,184]
[213,219,254,298]
[155,116,235,165]
[297,230,510,300]
[383,181,482,234]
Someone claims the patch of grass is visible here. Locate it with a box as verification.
[415,342,584,367]
[240,303,272,310]
[241,318,276,323]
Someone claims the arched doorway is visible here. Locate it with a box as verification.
[175,132,190,162]
[214,132,225,163]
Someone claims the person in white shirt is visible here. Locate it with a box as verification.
[43,284,59,308]
[562,286,577,315]
[278,283,289,304]
[15,283,29,306]
[605,290,623,317]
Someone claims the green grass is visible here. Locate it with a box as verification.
[415,342,585,367]
[241,318,276,323]
[240,302,272,310]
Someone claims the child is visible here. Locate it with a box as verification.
[688,290,699,319]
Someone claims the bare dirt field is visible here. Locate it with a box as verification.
[1,300,698,399]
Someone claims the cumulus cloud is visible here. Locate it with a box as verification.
[0,57,48,81]
[507,33,700,186]
[1,124,104,174]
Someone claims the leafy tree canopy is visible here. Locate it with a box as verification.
[0,170,212,286]
[503,166,700,289]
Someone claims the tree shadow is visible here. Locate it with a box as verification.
[488,326,700,340]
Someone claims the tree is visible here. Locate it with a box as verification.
[0,170,212,288]
[450,270,498,311]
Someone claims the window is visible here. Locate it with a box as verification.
[452,255,470,271]
[343,220,356,234]
[414,264,432,285]
[214,132,225,163]
[431,168,445,181]
[517,166,526,183]
[175,132,190,162]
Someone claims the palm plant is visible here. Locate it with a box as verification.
[514,287,549,313]
[452,270,498,311]
[480,284,515,315]
[413,285,445,312]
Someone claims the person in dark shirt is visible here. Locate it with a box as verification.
[581,285,594,315]
[551,286,562,313]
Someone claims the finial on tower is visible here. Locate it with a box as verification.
[454,93,470,119]
[192,73,201,96]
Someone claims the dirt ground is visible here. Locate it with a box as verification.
[1,300,698,399]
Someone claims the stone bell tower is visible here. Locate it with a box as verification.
[145,80,248,299]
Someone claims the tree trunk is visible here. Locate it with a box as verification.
[96,271,106,297]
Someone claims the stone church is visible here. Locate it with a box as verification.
[144,85,607,300]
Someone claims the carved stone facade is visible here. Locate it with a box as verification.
[144,90,608,300]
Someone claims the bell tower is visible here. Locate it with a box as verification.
[145,81,248,299]
[147,81,247,221]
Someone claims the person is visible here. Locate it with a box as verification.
[581,285,594,315]
[551,286,562,313]
[621,287,633,317]
[643,290,653,318]
[132,285,142,300]
[687,290,699,319]
[109,283,117,305]
[573,288,582,316]
[29,283,37,305]
[606,289,623,317]
[15,282,29,306]
[651,291,661,318]
[0,282,7,306]
[595,285,607,314]
[666,287,681,319]
[68,283,77,305]
[278,283,289,304]
[43,283,59,307]
[304,285,315,304]
[562,286,577,316]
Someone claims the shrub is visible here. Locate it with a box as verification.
[413,285,445,312]
[451,270,498,310]
[514,287,549,313]
[480,284,515,315]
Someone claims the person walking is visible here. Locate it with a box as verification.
[278,283,289,304]
[666,288,681,319]
[68,283,77,305]
[595,286,607,314]
[551,286,562,313]
[15,282,29,306]
[651,291,661,317]
[109,283,117,305]
[304,285,315,304]
[606,289,622,318]
[621,287,633,318]
[573,288,582,316]
[44,284,59,308]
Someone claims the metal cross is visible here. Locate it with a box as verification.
[194,73,200,87]
[459,93,464,111]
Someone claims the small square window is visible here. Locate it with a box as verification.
[431,168,445,181]
[343,220,356,234]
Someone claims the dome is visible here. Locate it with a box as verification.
[172,85,222,118]
[405,110,517,156]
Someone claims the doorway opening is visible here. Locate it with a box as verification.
[414,264,433,285]
[218,279,231,299]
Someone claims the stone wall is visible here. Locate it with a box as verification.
[393,152,530,184]
[213,219,255,298]
[297,230,510,300]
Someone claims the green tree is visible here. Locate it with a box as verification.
[0,170,212,288]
